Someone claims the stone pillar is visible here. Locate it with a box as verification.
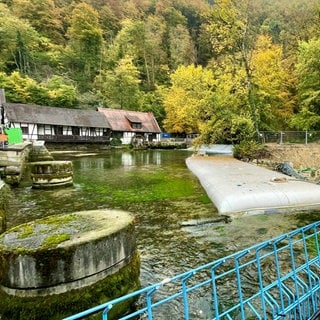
[29,160,73,188]
[0,209,140,319]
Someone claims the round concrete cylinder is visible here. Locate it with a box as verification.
[0,209,137,296]
[29,160,73,188]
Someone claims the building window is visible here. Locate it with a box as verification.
[54,126,63,135]
[72,127,80,136]
[38,124,44,135]
[131,122,142,129]
[21,126,29,134]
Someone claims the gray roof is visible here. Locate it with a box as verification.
[4,103,110,128]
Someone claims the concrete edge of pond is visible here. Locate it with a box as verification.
[186,156,320,217]
[0,209,137,296]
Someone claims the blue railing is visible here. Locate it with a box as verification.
[64,221,320,320]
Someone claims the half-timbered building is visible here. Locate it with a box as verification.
[1,101,161,145]
[2,103,111,143]
[97,107,161,145]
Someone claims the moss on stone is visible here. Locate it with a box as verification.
[0,184,12,234]
[17,224,34,239]
[42,233,71,249]
[0,213,89,253]
[0,251,141,320]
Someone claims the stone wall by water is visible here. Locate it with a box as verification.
[0,181,9,234]
[0,142,32,185]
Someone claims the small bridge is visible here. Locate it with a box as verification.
[64,221,320,320]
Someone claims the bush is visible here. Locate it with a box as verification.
[233,140,264,161]
[110,136,122,146]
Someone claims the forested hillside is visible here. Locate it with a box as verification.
[1,0,320,144]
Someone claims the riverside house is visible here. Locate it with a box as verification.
[97,107,161,145]
[1,102,161,145]
[2,103,111,143]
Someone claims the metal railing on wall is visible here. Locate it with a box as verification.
[64,221,320,320]
[258,131,320,145]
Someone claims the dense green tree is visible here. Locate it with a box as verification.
[44,75,77,108]
[140,90,165,126]
[11,0,64,44]
[0,4,41,73]
[107,17,168,89]
[169,24,196,69]
[63,3,103,90]
[203,0,260,134]
[291,38,320,130]
[94,56,141,110]
[0,71,77,107]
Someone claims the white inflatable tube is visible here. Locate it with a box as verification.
[186,156,320,217]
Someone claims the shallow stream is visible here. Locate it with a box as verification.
[7,149,320,318]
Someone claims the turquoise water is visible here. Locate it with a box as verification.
[8,149,320,318]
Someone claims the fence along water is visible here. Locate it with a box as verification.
[64,221,320,320]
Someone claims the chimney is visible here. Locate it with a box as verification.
[0,89,6,105]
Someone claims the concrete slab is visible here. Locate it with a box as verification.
[186,156,320,217]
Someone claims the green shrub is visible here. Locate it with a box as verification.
[233,140,264,161]
[110,136,122,146]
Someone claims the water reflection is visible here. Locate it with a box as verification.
[7,149,320,319]
[121,152,134,167]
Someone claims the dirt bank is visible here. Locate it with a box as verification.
[258,143,320,169]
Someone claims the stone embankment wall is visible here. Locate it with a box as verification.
[0,182,10,234]
[0,142,32,185]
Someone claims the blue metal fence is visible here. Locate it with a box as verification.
[64,221,320,320]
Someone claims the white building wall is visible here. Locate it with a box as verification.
[11,122,38,141]
[121,132,160,144]
[121,132,135,144]
[63,127,72,136]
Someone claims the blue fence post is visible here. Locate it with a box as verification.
[146,285,159,320]
[302,226,316,318]
[235,250,250,320]
[181,271,195,320]
[273,234,288,317]
[210,260,225,320]
[102,304,112,320]
[256,241,272,319]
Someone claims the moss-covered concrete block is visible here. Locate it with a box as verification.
[0,209,137,293]
[0,209,140,319]
[29,160,73,188]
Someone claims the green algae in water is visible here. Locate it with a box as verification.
[82,170,200,205]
